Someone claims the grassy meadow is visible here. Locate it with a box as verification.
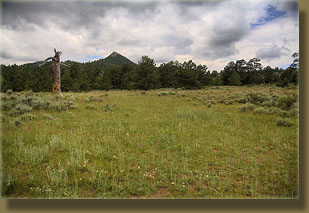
[0,85,298,198]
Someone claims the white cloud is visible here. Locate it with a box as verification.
[0,0,298,71]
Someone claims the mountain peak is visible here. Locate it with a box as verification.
[109,52,120,57]
[89,51,135,67]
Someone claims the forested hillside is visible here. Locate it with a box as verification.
[0,52,299,92]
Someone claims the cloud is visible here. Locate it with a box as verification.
[256,45,286,60]
[0,0,299,71]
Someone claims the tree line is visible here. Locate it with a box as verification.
[0,53,298,92]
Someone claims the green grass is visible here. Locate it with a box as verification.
[0,86,298,198]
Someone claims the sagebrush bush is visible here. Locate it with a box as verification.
[204,100,216,107]
[223,100,233,105]
[1,100,15,111]
[253,107,277,115]
[85,96,102,102]
[49,102,67,111]
[260,99,277,107]
[6,89,13,95]
[277,118,293,127]
[9,117,22,127]
[247,92,268,105]
[69,104,77,110]
[99,93,109,97]
[1,114,6,122]
[239,104,255,112]
[30,98,45,109]
[158,91,168,96]
[176,92,185,97]
[103,104,118,111]
[280,109,298,118]
[168,91,176,95]
[9,95,17,101]
[10,104,33,116]
[86,104,96,110]
[85,96,96,102]
[277,95,297,110]
[43,114,54,120]
[237,97,248,103]
[20,113,38,121]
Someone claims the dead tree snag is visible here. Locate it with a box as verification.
[39,48,69,97]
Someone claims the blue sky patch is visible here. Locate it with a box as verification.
[85,55,102,61]
[250,4,287,29]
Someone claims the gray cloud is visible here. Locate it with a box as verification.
[0,0,299,71]
[0,50,12,59]
[279,0,298,19]
[256,45,286,60]
[192,1,249,59]
[1,1,160,31]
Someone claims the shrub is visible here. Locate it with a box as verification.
[239,104,254,112]
[176,92,185,97]
[10,104,33,116]
[1,100,15,111]
[43,114,54,120]
[168,91,176,95]
[10,95,17,101]
[6,89,13,95]
[20,113,38,121]
[103,104,117,111]
[85,96,101,102]
[1,95,8,102]
[223,100,233,105]
[270,94,280,101]
[49,102,67,111]
[247,92,268,105]
[158,91,168,96]
[277,118,293,127]
[210,100,217,104]
[253,107,277,115]
[210,86,220,89]
[277,95,297,110]
[30,98,45,109]
[85,96,96,102]
[69,105,77,110]
[15,95,28,105]
[204,100,216,107]
[43,101,52,110]
[280,109,298,118]
[86,104,96,110]
[1,114,6,122]
[9,118,22,127]
[140,91,146,95]
[237,97,248,103]
[67,100,75,106]
[261,99,277,107]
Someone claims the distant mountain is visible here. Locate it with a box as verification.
[88,52,135,68]
[7,52,134,68]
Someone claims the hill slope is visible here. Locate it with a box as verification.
[89,52,135,68]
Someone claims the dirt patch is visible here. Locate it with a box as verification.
[152,187,170,198]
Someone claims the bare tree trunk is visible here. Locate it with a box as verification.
[39,48,69,97]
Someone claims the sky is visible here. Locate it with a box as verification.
[0,0,299,71]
